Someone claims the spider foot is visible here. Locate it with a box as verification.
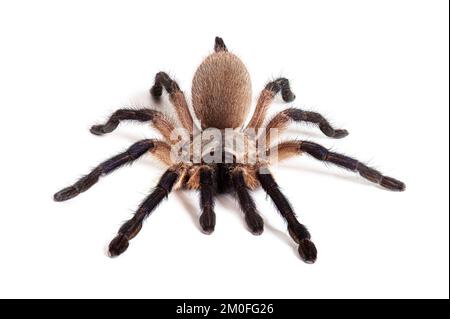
[281,89,296,103]
[90,125,107,136]
[287,224,316,263]
[199,210,216,234]
[332,129,349,139]
[245,212,264,235]
[150,72,179,100]
[380,176,406,192]
[318,123,349,139]
[298,239,317,264]
[90,118,120,135]
[358,164,406,192]
[150,84,163,100]
[53,186,78,202]
[108,234,129,257]
[266,78,296,102]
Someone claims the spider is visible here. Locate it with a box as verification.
[54,37,405,263]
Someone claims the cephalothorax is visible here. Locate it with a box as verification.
[54,37,405,263]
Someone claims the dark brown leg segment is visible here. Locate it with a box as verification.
[199,166,216,234]
[231,168,264,235]
[265,78,296,103]
[54,139,155,202]
[150,72,180,100]
[108,168,179,257]
[257,171,317,263]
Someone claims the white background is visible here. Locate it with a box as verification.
[0,0,448,299]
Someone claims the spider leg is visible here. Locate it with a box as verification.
[265,78,296,103]
[108,168,180,257]
[264,108,348,146]
[53,139,171,202]
[301,141,405,191]
[257,170,317,263]
[149,72,194,133]
[90,108,176,142]
[231,167,264,235]
[246,78,295,130]
[198,166,216,234]
[272,140,405,191]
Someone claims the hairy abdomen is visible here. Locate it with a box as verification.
[192,52,252,129]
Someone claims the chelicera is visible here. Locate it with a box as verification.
[54,37,405,263]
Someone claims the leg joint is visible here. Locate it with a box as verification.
[300,141,329,160]
[283,108,304,122]
[327,152,359,171]
[155,72,180,94]
[126,139,155,159]
[199,166,214,186]
[257,172,278,192]
[157,170,180,194]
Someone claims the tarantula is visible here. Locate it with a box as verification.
[54,37,405,263]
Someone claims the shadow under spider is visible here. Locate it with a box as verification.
[174,190,296,250]
[279,161,373,187]
[283,127,328,140]
[174,191,202,232]
[215,193,296,249]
